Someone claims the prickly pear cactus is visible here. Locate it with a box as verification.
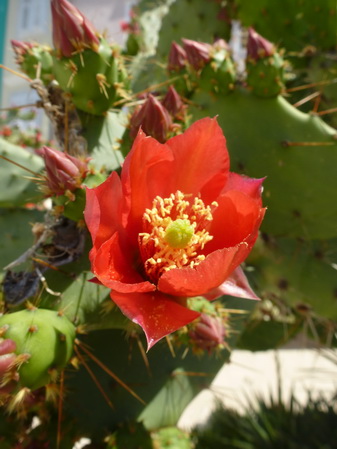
[1,0,337,447]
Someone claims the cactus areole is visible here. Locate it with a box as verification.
[84,118,265,349]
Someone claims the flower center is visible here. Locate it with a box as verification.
[139,191,217,282]
[164,219,194,249]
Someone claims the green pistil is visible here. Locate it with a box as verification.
[164,219,194,249]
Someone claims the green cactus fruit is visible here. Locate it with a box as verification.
[199,46,236,95]
[246,52,285,98]
[152,427,193,449]
[52,38,129,115]
[20,45,53,85]
[11,41,54,85]
[0,308,76,390]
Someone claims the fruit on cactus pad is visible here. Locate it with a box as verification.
[247,27,275,60]
[182,38,212,70]
[0,308,76,391]
[84,118,265,349]
[51,0,129,115]
[51,0,99,57]
[246,28,285,97]
[11,40,53,84]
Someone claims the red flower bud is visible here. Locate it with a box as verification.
[213,38,230,52]
[247,27,275,60]
[162,86,185,118]
[38,146,89,196]
[189,313,226,352]
[0,338,18,394]
[51,0,100,57]
[168,42,187,72]
[130,94,172,143]
[11,40,34,57]
[182,38,212,70]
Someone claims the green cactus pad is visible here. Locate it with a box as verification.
[189,88,337,239]
[0,208,43,271]
[0,138,44,207]
[248,235,337,321]
[0,308,76,390]
[237,0,337,52]
[52,38,129,115]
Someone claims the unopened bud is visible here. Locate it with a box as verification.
[130,94,172,143]
[182,38,211,70]
[51,0,100,57]
[189,313,226,352]
[38,146,89,196]
[247,27,275,60]
[162,86,185,118]
[0,338,18,395]
[168,42,187,72]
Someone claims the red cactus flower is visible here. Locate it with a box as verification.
[38,146,88,196]
[51,0,100,57]
[84,118,265,349]
[130,94,172,143]
[247,27,275,60]
[182,38,212,70]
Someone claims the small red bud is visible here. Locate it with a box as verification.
[38,146,89,196]
[51,0,100,57]
[213,38,230,52]
[11,40,34,56]
[130,94,172,143]
[189,313,226,352]
[247,27,275,60]
[0,338,18,394]
[182,38,212,70]
[162,86,185,118]
[168,42,187,72]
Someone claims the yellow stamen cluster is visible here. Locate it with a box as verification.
[139,191,217,282]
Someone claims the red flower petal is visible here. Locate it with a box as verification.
[84,172,124,259]
[224,173,265,205]
[205,266,260,301]
[158,244,249,297]
[207,190,264,253]
[91,232,155,293]
[167,117,229,203]
[110,291,200,349]
[121,130,174,242]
